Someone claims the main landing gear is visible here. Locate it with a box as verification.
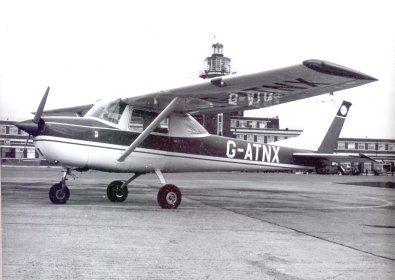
[106,170,182,209]
[49,169,72,204]
[157,183,182,209]
[106,173,142,202]
[48,169,182,209]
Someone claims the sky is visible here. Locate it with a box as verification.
[0,0,394,138]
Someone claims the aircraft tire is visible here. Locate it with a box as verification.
[49,182,70,204]
[157,184,181,209]
[107,180,128,202]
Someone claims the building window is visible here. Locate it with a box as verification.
[27,148,36,159]
[348,142,355,150]
[258,121,267,128]
[230,119,237,128]
[378,143,386,151]
[249,121,257,128]
[246,134,254,141]
[388,144,395,151]
[367,143,376,151]
[357,143,365,150]
[338,142,346,150]
[257,135,265,143]
[15,148,24,159]
[236,134,244,140]
[9,126,19,135]
[2,147,15,158]
[0,125,6,134]
[239,120,247,128]
[267,135,275,143]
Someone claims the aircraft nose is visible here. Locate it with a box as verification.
[14,120,40,136]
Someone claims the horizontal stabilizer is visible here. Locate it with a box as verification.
[293,152,377,163]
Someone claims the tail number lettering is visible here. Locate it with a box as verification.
[226,141,280,163]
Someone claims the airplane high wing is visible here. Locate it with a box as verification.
[123,59,377,114]
[40,59,376,116]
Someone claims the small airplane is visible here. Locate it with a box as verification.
[15,59,377,209]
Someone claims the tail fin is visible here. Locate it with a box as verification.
[317,101,351,152]
[274,100,352,152]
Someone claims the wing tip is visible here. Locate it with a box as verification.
[303,59,378,81]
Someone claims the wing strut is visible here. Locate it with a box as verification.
[117,97,180,162]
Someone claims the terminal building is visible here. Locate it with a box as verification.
[1,43,394,174]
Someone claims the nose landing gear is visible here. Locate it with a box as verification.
[49,169,72,204]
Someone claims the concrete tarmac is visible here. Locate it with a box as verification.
[2,166,395,279]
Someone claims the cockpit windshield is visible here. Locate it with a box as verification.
[85,99,127,125]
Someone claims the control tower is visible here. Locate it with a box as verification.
[199,43,232,79]
[195,43,242,136]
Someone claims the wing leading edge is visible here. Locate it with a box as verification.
[124,59,377,114]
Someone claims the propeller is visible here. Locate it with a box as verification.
[33,86,50,124]
[15,86,50,137]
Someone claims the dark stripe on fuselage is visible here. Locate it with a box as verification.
[40,117,299,165]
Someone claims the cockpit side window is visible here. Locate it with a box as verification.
[127,110,207,136]
[129,109,168,133]
[129,109,144,132]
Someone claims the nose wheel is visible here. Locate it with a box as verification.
[49,182,70,204]
[49,169,72,204]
